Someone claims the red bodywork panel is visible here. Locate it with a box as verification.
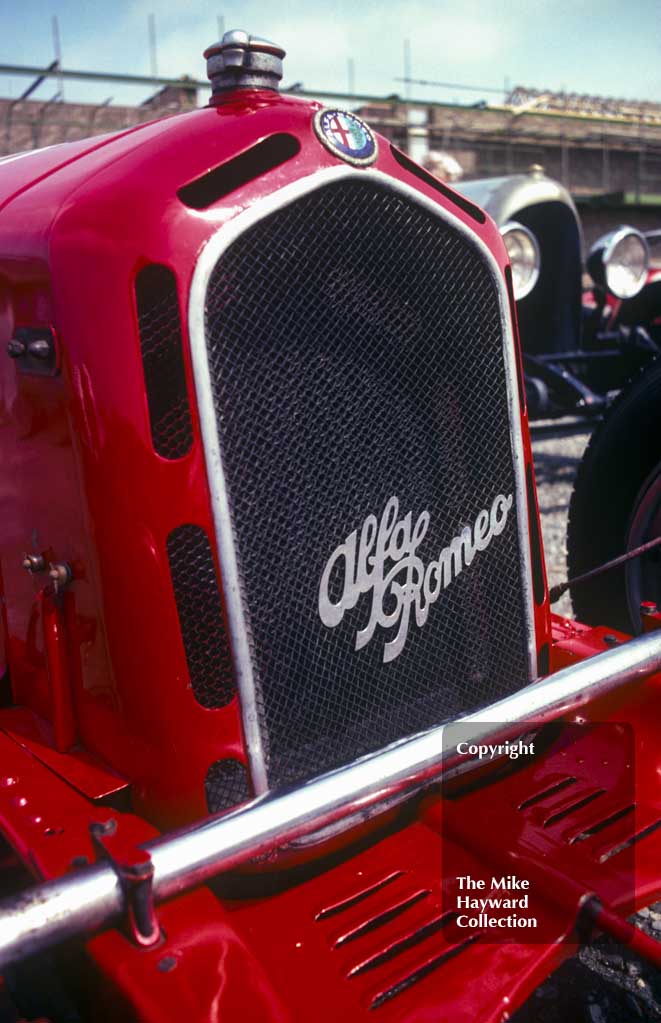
[1,87,651,1022]
[0,620,659,1022]
[87,623,661,1020]
[0,90,550,830]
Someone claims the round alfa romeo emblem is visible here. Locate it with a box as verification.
[313,109,378,166]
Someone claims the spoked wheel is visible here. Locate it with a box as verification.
[567,358,661,633]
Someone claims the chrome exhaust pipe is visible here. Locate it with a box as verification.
[1,629,660,969]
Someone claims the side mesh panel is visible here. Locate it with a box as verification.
[167,524,235,709]
[135,264,193,459]
[205,759,251,814]
[203,179,531,789]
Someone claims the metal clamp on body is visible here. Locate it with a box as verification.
[89,819,160,948]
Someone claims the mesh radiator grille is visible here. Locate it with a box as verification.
[205,759,251,814]
[202,178,530,789]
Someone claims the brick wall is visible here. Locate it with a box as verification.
[0,83,197,155]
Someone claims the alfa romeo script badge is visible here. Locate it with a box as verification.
[318,493,514,664]
[313,109,378,166]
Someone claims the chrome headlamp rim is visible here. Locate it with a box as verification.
[501,221,541,300]
[602,226,650,300]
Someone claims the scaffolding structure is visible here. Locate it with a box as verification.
[506,86,661,125]
[1,61,661,200]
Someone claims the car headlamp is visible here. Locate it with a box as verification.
[501,222,540,300]
[587,227,649,300]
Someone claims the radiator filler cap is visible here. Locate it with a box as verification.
[204,30,285,94]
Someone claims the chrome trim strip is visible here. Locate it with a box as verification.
[188,165,537,792]
[501,220,541,300]
[1,630,660,969]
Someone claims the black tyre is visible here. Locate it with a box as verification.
[567,357,661,633]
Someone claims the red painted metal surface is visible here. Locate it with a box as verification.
[2,620,656,1023]
[0,120,172,213]
[0,89,550,831]
[81,649,661,1021]
[0,705,128,800]
[41,587,77,752]
[3,83,653,1023]
[0,729,155,881]
[641,603,661,632]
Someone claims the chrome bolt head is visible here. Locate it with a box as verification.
[48,562,73,593]
[28,339,52,360]
[22,554,46,574]
[7,339,26,359]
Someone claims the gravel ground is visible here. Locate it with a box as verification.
[512,904,661,1023]
[511,418,661,1022]
[531,418,593,618]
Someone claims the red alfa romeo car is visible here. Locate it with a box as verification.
[0,29,660,1023]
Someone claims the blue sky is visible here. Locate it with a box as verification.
[1,0,660,109]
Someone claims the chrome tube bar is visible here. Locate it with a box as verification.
[1,629,661,968]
